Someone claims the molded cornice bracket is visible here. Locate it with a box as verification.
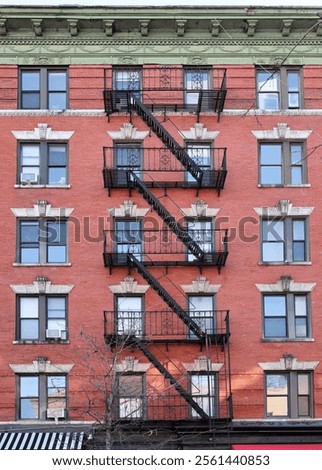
[281,19,293,36]
[244,19,258,37]
[68,19,79,36]
[31,19,43,37]
[176,19,187,37]
[139,19,150,36]
[210,19,221,37]
[104,19,114,36]
[0,18,7,36]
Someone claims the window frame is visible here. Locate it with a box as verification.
[114,218,143,261]
[17,294,68,342]
[187,294,215,338]
[113,142,143,178]
[184,67,212,107]
[258,141,306,186]
[116,372,145,420]
[186,217,213,262]
[265,371,313,418]
[262,293,311,340]
[115,295,144,338]
[18,141,69,186]
[17,218,68,265]
[261,217,309,264]
[19,67,68,110]
[256,67,303,110]
[190,372,218,418]
[17,374,67,420]
[185,142,212,183]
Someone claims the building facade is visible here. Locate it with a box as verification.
[1,5,322,449]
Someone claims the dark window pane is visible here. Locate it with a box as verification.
[21,93,40,109]
[21,222,39,242]
[265,318,287,337]
[47,222,66,243]
[48,145,67,165]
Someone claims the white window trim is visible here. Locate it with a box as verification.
[181,201,220,218]
[12,123,74,141]
[107,123,149,141]
[254,200,313,217]
[181,123,219,141]
[181,276,221,294]
[10,281,74,295]
[182,356,223,372]
[108,276,149,294]
[115,356,150,373]
[109,200,149,218]
[259,356,318,372]
[252,123,312,141]
[10,361,73,374]
[11,203,74,218]
[256,280,316,293]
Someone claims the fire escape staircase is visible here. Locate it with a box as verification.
[130,336,209,420]
[128,93,203,185]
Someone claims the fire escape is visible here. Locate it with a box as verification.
[102,66,232,447]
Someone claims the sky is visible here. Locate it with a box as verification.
[0,1,321,7]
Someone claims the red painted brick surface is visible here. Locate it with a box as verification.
[1,65,322,422]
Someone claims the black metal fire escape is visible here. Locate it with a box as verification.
[103,68,231,426]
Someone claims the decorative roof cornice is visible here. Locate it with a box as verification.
[0,7,321,65]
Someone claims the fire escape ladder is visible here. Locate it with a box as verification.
[128,93,203,185]
[127,253,205,340]
[131,336,209,420]
[129,171,205,261]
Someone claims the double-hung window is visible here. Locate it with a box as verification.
[188,295,215,338]
[18,219,67,264]
[114,68,141,109]
[114,143,142,179]
[116,296,143,338]
[187,219,213,261]
[261,218,308,263]
[190,373,217,418]
[186,143,211,183]
[20,68,67,110]
[265,372,312,418]
[117,374,144,419]
[256,68,302,110]
[185,68,211,107]
[18,295,67,341]
[263,293,310,339]
[19,375,67,420]
[114,219,142,261]
[259,142,306,185]
[19,142,68,185]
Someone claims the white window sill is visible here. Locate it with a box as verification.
[261,338,314,343]
[258,184,311,188]
[14,184,71,189]
[13,263,72,267]
[259,262,312,266]
[13,340,69,345]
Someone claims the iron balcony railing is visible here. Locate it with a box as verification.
[104,309,230,344]
[103,66,227,118]
[102,146,227,192]
[103,228,229,269]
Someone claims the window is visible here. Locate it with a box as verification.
[261,218,308,263]
[117,374,144,419]
[263,294,310,339]
[19,142,68,185]
[188,295,215,337]
[191,373,217,418]
[256,68,302,110]
[113,68,141,109]
[114,143,142,178]
[20,68,67,110]
[259,142,305,185]
[185,68,211,106]
[18,219,67,264]
[17,295,67,341]
[114,219,142,261]
[187,219,213,261]
[19,375,67,420]
[186,143,211,183]
[116,296,143,337]
[265,372,312,418]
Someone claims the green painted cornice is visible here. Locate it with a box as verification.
[0,6,322,65]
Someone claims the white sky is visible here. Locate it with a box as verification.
[0,1,321,7]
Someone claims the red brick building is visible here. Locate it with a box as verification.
[1,5,322,449]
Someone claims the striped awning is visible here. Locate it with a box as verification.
[0,431,84,450]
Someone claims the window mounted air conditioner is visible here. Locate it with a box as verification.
[46,329,67,340]
[20,173,38,184]
[47,408,66,419]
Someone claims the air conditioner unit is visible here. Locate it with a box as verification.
[20,173,38,184]
[46,329,67,340]
[47,408,66,419]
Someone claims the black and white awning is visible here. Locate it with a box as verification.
[0,431,84,450]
